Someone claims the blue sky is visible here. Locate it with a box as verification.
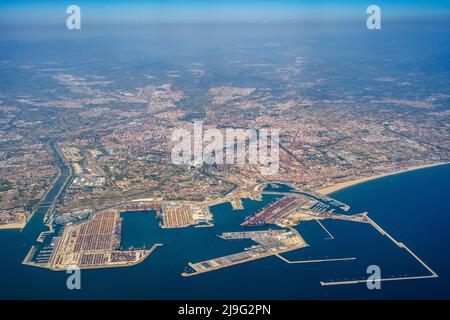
[1,0,449,25]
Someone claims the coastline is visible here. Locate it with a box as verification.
[315,162,449,195]
[0,221,26,230]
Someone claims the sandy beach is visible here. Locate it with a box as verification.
[315,162,449,195]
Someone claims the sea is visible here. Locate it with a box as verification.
[0,164,449,299]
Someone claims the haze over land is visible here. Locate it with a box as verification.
[0,0,449,298]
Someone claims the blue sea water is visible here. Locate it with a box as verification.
[0,164,449,299]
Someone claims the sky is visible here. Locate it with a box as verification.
[0,0,449,25]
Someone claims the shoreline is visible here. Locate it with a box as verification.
[315,162,449,195]
[0,221,26,230]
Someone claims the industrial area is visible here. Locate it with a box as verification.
[182,229,307,277]
[20,174,439,287]
[180,183,439,286]
[23,209,162,270]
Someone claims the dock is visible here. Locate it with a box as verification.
[315,219,334,240]
[276,254,356,264]
[182,229,307,277]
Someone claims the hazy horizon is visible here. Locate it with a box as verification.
[1,0,449,26]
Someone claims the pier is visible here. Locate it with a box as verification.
[262,189,350,211]
[182,229,307,277]
[315,219,334,240]
[230,198,244,210]
[182,243,307,277]
[276,254,356,264]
